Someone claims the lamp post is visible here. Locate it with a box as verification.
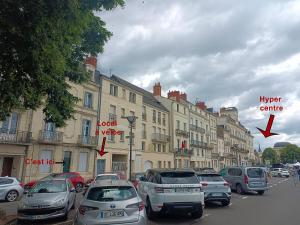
[121,115,138,181]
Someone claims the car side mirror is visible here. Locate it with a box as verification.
[139,176,146,181]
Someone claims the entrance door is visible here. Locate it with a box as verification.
[1,157,13,176]
[97,159,106,174]
[63,151,72,173]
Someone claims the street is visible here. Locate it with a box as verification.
[1,177,299,225]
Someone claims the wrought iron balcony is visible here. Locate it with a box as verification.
[174,148,193,157]
[175,129,189,137]
[0,130,31,144]
[189,124,205,133]
[151,133,170,142]
[190,140,206,148]
[38,130,63,143]
[78,135,97,146]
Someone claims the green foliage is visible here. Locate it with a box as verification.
[262,147,277,164]
[0,0,124,127]
[280,144,300,163]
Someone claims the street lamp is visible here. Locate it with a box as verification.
[121,115,138,181]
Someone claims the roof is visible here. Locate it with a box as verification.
[110,75,169,112]
[91,180,133,187]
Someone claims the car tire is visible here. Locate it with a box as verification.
[6,190,18,202]
[191,208,203,219]
[257,190,265,195]
[75,183,83,192]
[221,200,230,206]
[236,184,244,195]
[146,198,155,220]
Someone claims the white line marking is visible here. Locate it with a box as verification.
[242,196,248,199]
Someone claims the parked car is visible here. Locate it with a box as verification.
[83,173,120,195]
[271,168,289,177]
[138,169,204,219]
[197,172,231,206]
[17,178,76,222]
[0,177,24,202]
[74,180,147,225]
[24,172,85,192]
[131,173,145,189]
[220,167,268,195]
[194,167,216,174]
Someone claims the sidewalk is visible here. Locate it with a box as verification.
[0,207,17,225]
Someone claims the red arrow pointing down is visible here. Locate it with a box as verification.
[256,114,279,138]
[99,137,107,157]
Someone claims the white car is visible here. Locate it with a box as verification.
[278,169,290,177]
[0,177,24,202]
[137,169,204,220]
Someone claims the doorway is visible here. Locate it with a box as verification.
[1,157,13,176]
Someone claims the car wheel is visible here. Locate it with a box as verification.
[191,208,203,219]
[146,198,155,220]
[75,183,83,192]
[6,190,18,202]
[236,184,244,195]
[221,200,230,206]
[257,190,265,195]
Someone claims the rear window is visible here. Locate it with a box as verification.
[0,178,13,185]
[247,168,265,178]
[95,175,119,181]
[198,174,224,182]
[160,172,198,184]
[87,186,136,202]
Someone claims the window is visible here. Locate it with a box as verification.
[177,139,180,149]
[63,151,72,173]
[158,161,161,168]
[120,131,124,142]
[184,123,187,131]
[142,141,145,151]
[40,150,52,173]
[162,144,166,152]
[176,120,180,129]
[129,92,136,103]
[197,149,200,156]
[191,132,194,141]
[158,144,161,152]
[176,104,179,112]
[163,161,166,168]
[196,120,198,127]
[184,107,186,114]
[87,186,136,202]
[0,112,18,134]
[228,168,242,176]
[109,105,116,121]
[153,143,156,151]
[168,161,171,168]
[152,110,156,123]
[190,117,193,124]
[196,133,199,141]
[121,108,125,117]
[82,120,91,144]
[162,114,166,126]
[84,92,93,108]
[202,149,204,156]
[110,84,118,96]
[142,106,146,121]
[78,152,88,172]
[107,129,115,142]
[158,112,161,124]
[122,89,126,99]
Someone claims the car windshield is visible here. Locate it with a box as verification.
[160,172,199,184]
[87,186,136,201]
[198,174,224,182]
[30,180,67,193]
[247,168,265,178]
[95,175,119,181]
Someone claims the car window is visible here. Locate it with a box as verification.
[160,172,198,184]
[0,178,13,185]
[247,168,265,178]
[87,186,137,201]
[198,175,224,182]
[228,168,242,176]
[95,175,119,181]
[30,180,67,193]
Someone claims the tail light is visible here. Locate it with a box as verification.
[224,182,230,187]
[155,187,164,193]
[78,205,98,215]
[244,175,249,184]
[126,201,144,211]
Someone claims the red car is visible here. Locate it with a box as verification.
[24,172,85,192]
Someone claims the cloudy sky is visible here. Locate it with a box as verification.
[97,0,300,150]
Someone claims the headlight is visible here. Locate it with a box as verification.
[53,199,65,207]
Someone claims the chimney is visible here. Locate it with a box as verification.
[168,90,180,101]
[153,82,161,96]
[180,92,187,101]
[196,101,206,110]
[85,56,97,69]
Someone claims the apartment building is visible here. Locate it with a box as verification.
[217,107,254,166]
[188,102,211,169]
[208,110,219,170]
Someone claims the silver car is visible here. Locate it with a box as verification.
[75,180,147,225]
[0,177,24,202]
[17,178,76,221]
[197,172,231,206]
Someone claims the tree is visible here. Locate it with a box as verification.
[0,0,124,127]
[280,144,300,163]
[262,147,277,164]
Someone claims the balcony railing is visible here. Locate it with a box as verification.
[109,113,117,121]
[78,135,97,146]
[0,130,31,144]
[189,124,205,133]
[190,140,207,148]
[151,133,170,142]
[174,148,193,157]
[112,162,127,172]
[175,129,189,137]
[38,130,63,143]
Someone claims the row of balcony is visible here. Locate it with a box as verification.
[175,129,189,137]
[189,124,205,133]
[190,140,208,148]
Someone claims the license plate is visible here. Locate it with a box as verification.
[212,193,223,197]
[98,210,124,219]
[175,188,191,192]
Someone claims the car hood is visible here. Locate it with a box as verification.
[21,192,67,206]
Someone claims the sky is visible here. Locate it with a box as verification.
[97,0,300,150]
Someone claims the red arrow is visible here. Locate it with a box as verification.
[256,114,279,138]
[99,137,107,157]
